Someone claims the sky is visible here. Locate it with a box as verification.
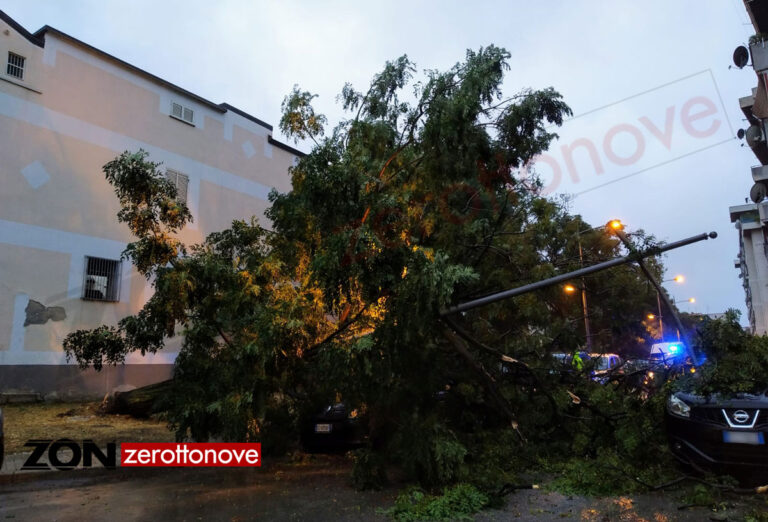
[3,0,760,321]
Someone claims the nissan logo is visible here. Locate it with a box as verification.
[732,410,750,423]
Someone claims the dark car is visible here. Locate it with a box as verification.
[624,358,666,396]
[300,403,366,452]
[666,391,768,482]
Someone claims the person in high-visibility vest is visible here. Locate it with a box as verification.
[572,351,584,371]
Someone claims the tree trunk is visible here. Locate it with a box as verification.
[104,379,173,417]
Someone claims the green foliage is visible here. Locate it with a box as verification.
[350,448,388,490]
[679,310,768,396]
[383,484,489,521]
[64,46,685,498]
[63,325,126,370]
[280,85,328,144]
[391,418,468,488]
[104,149,192,276]
[547,450,677,497]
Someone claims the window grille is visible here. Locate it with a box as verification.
[6,52,24,80]
[82,256,121,302]
[171,101,194,124]
[165,169,189,203]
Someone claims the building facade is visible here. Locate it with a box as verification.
[0,10,301,398]
[729,1,768,334]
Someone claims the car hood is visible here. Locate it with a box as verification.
[675,390,768,408]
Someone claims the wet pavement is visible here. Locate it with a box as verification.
[0,457,394,521]
[0,456,760,521]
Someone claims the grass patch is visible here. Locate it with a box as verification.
[2,402,174,454]
[382,483,489,521]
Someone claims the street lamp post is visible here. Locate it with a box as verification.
[654,275,684,340]
[656,291,664,340]
[575,227,593,350]
[608,220,698,365]
[572,222,616,350]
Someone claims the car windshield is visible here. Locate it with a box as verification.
[595,357,612,370]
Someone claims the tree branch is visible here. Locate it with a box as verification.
[441,323,526,442]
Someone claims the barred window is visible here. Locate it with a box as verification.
[6,52,25,80]
[171,101,194,124]
[165,169,189,203]
[82,256,121,302]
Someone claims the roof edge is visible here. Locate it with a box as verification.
[268,136,306,157]
[9,14,290,152]
[34,25,227,113]
[219,103,273,131]
[0,10,44,47]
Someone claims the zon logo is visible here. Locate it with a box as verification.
[22,439,117,470]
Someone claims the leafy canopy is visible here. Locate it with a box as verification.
[64,46,677,496]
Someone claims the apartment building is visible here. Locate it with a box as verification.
[0,10,301,398]
[729,1,768,334]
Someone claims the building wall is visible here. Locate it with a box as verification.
[730,207,768,334]
[0,18,298,398]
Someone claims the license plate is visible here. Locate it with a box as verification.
[723,431,764,445]
[314,423,332,433]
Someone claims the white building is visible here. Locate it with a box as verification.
[0,10,301,397]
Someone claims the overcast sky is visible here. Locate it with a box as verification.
[4,1,760,321]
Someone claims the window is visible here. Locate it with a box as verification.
[6,52,25,80]
[165,169,189,203]
[171,101,194,124]
[82,256,121,302]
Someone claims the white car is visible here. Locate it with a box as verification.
[589,353,624,383]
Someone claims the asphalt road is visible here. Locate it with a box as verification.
[0,457,393,521]
[0,456,755,521]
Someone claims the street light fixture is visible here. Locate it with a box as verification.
[564,284,577,294]
[607,220,698,365]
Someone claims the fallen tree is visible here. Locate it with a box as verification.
[102,379,173,417]
[65,46,702,499]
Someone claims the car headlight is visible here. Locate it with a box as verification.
[667,393,691,418]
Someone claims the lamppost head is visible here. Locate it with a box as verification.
[608,219,624,231]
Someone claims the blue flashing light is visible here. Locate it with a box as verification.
[668,345,679,353]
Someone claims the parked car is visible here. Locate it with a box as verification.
[623,358,666,397]
[300,403,367,452]
[589,353,624,383]
[666,390,768,482]
[650,342,686,366]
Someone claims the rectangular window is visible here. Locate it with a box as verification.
[165,169,189,203]
[6,52,25,80]
[170,101,194,124]
[82,256,121,302]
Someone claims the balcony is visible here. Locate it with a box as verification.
[751,40,768,73]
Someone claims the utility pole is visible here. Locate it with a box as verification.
[656,291,664,341]
[576,228,593,350]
